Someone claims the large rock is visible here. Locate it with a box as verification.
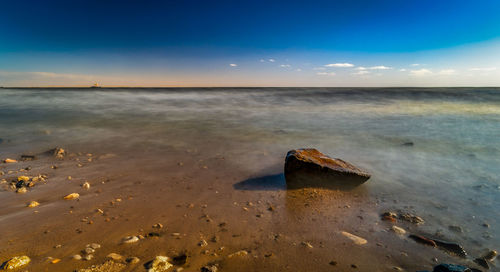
[284,148,370,190]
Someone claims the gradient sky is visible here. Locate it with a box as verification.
[1,0,500,87]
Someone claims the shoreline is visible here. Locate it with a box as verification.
[0,145,494,271]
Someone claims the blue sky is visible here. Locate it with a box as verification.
[1,0,499,86]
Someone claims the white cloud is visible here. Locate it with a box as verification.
[316,72,336,76]
[259,59,265,62]
[411,63,420,67]
[324,63,354,68]
[469,67,496,71]
[280,64,291,68]
[352,71,370,75]
[355,67,367,70]
[410,69,432,76]
[438,69,456,75]
[296,68,302,72]
[399,68,407,72]
[313,67,326,71]
[229,64,237,67]
[268,59,275,62]
[369,65,392,70]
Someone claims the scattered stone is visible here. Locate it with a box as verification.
[473,258,489,269]
[16,187,27,194]
[201,265,218,272]
[171,254,188,266]
[3,158,17,163]
[89,243,101,249]
[409,234,437,247]
[126,257,140,264]
[198,239,208,247]
[27,201,40,208]
[17,176,30,182]
[84,248,95,254]
[399,213,424,224]
[432,264,471,272]
[64,193,80,200]
[76,260,125,272]
[329,261,338,266]
[301,241,313,248]
[53,148,66,159]
[83,254,94,261]
[284,148,370,190]
[391,226,406,235]
[20,155,36,161]
[147,256,173,272]
[227,250,248,258]
[82,182,90,189]
[1,255,30,270]
[153,223,163,229]
[121,236,139,244]
[393,266,403,271]
[409,235,467,258]
[107,253,123,261]
[50,258,61,264]
[341,231,367,245]
[481,250,497,261]
[72,254,82,260]
[448,225,463,233]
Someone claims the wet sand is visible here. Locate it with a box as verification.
[0,142,492,272]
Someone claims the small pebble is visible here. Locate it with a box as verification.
[126,257,140,264]
[72,255,82,260]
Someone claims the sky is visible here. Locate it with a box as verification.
[1,0,500,87]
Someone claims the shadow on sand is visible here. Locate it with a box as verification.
[233,173,286,191]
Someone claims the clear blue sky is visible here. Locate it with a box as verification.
[1,0,499,86]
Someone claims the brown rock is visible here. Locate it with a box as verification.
[284,148,370,190]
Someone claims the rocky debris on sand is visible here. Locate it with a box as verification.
[381,212,398,222]
[16,187,27,194]
[301,242,313,248]
[53,148,66,159]
[122,236,139,244]
[473,258,489,269]
[399,213,424,224]
[481,249,497,262]
[88,243,101,249]
[147,256,173,272]
[72,255,82,260]
[27,201,40,208]
[200,264,218,272]
[171,254,188,266]
[64,193,80,200]
[284,148,370,190]
[153,223,163,229]
[82,182,90,189]
[126,257,140,264]
[341,231,367,245]
[76,260,126,272]
[431,263,481,272]
[1,255,31,270]
[2,158,17,163]
[20,155,36,161]
[381,211,424,224]
[391,226,406,235]
[409,234,467,258]
[227,250,248,258]
[107,253,123,262]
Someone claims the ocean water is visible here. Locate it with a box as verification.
[1,87,499,255]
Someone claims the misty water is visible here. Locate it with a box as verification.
[1,87,499,259]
